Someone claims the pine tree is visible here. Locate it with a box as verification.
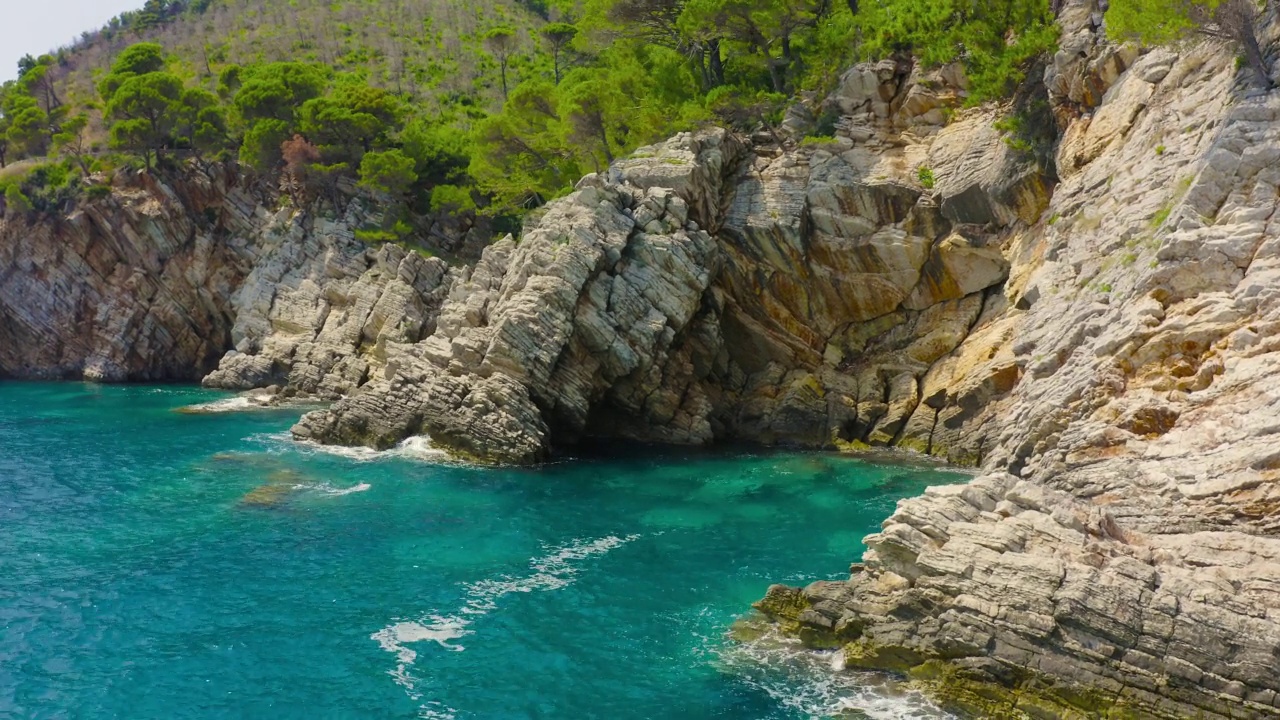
[540,23,578,84]
[484,27,520,100]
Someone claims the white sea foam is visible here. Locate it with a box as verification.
[289,437,387,461]
[416,701,457,720]
[374,534,641,711]
[299,482,372,497]
[180,396,258,413]
[394,436,450,461]
[288,434,452,463]
[372,617,469,662]
[717,624,957,720]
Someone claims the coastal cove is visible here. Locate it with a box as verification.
[11,0,1280,712]
[0,382,967,719]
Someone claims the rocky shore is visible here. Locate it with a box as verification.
[5,0,1280,715]
[751,5,1280,719]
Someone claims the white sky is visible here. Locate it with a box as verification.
[1,0,144,83]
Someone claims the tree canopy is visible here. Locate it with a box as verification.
[1105,0,1270,85]
[540,23,579,84]
[2,0,1072,222]
[97,48,230,168]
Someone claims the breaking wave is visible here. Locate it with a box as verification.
[300,482,372,496]
[291,435,452,463]
[716,624,957,719]
[177,396,260,413]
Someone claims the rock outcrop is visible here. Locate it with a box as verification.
[756,4,1280,719]
[292,132,744,461]
[0,169,253,381]
[200,206,452,400]
[288,83,1040,460]
[0,53,1034,464]
[0,170,457,394]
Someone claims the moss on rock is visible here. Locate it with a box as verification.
[844,639,929,673]
[903,657,1156,719]
[752,584,811,634]
[894,435,932,455]
[833,438,873,453]
[751,585,860,649]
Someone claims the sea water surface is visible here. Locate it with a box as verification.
[0,383,966,719]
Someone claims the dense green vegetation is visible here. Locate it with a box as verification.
[0,0,1128,223]
[1106,0,1270,86]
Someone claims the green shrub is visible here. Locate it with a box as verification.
[704,86,789,129]
[430,184,477,214]
[917,167,936,189]
[354,228,398,242]
[800,136,842,148]
[994,114,1033,152]
[810,106,841,138]
[355,215,414,244]
[853,0,1057,103]
[992,94,1056,170]
[358,149,417,196]
[4,185,32,215]
[0,161,81,215]
[1151,204,1172,228]
[85,184,114,200]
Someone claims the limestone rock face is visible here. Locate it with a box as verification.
[1045,0,1140,123]
[201,209,452,399]
[294,132,740,459]
[0,171,458,397]
[0,60,1031,465]
[757,7,1280,718]
[0,170,255,381]
[287,103,1032,460]
[763,475,1280,718]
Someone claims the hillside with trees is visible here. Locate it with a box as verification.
[0,0,1271,242]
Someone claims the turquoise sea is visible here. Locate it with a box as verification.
[0,383,964,719]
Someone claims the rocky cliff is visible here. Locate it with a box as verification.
[0,169,461,391]
[755,5,1280,720]
[0,50,1046,466]
[4,0,1280,715]
[287,79,1048,462]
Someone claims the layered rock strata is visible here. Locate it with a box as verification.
[0,171,456,393]
[0,57,1038,464]
[0,169,253,381]
[287,84,1043,461]
[757,4,1280,719]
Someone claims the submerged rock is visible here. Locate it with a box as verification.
[237,469,306,509]
[174,388,286,414]
[238,482,298,509]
